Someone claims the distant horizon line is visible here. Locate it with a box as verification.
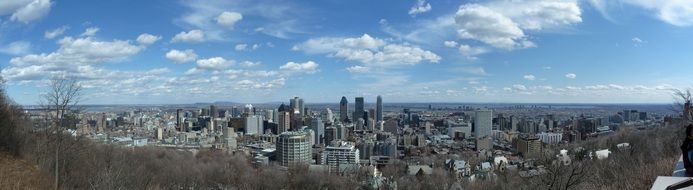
[18,101,674,107]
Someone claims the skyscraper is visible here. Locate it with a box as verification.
[210,105,217,118]
[245,115,264,135]
[353,97,364,124]
[340,96,349,122]
[321,108,334,124]
[298,98,305,118]
[278,111,291,133]
[376,95,383,122]
[265,109,275,123]
[176,109,183,131]
[290,97,304,115]
[474,109,492,138]
[311,118,325,146]
[277,131,313,166]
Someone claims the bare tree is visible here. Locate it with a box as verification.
[672,88,693,124]
[39,77,83,190]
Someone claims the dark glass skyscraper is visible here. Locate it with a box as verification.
[210,105,217,119]
[340,96,349,122]
[354,97,364,124]
[376,95,382,122]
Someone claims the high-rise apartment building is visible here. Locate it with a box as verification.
[474,109,492,138]
[277,131,313,166]
[320,141,359,173]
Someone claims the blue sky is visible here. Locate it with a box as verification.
[1,0,693,104]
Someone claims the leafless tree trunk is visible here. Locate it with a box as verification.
[39,77,83,190]
[672,89,693,125]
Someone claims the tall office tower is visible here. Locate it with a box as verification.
[298,98,305,118]
[210,105,217,118]
[290,97,298,111]
[311,118,325,146]
[176,109,183,131]
[376,95,383,122]
[474,109,493,138]
[368,109,376,121]
[290,97,304,115]
[98,113,107,132]
[353,97,364,124]
[244,104,254,115]
[340,96,349,122]
[265,109,275,123]
[276,131,313,166]
[321,108,334,124]
[367,118,375,131]
[335,124,346,140]
[356,139,375,159]
[356,118,365,131]
[324,126,337,144]
[201,108,210,116]
[156,127,163,140]
[231,106,240,118]
[245,115,264,135]
[622,110,630,122]
[511,116,519,132]
[278,111,291,133]
[320,141,360,173]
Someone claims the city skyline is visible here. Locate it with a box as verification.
[2,0,693,105]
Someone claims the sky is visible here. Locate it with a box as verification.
[1,0,693,105]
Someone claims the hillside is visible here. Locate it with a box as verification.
[0,151,51,190]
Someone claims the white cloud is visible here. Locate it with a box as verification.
[513,84,527,91]
[11,36,142,67]
[523,74,536,81]
[565,73,576,79]
[294,34,440,67]
[618,1,693,27]
[387,0,581,53]
[136,33,162,45]
[240,61,260,67]
[458,44,487,58]
[409,0,432,16]
[589,0,693,27]
[235,78,285,89]
[165,49,198,63]
[0,41,31,55]
[81,27,100,36]
[235,44,248,51]
[2,34,145,82]
[632,37,643,43]
[492,1,582,31]
[177,0,306,40]
[455,4,529,50]
[279,61,319,74]
[216,11,243,29]
[608,84,625,90]
[346,65,369,73]
[1,0,53,23]
[452,67,488,76]
[44,25,68,39]
[184,67,203,75]
[171,29,205,43]
[444,41,458,48]
[196,57,233,70]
